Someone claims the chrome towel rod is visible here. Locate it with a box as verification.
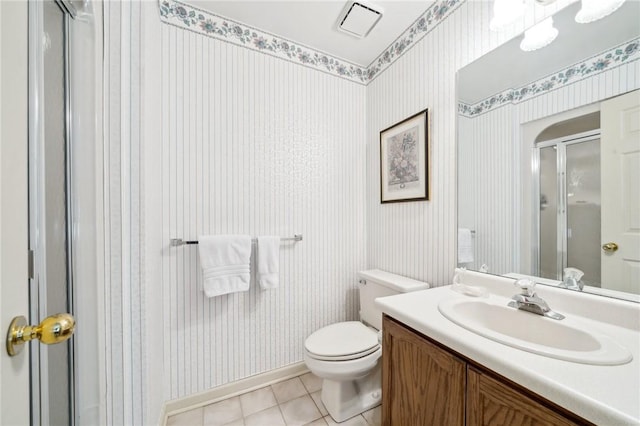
[170,234,303,247]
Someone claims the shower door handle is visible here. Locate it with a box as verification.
[601,242,619,252]
[6,313,75,356]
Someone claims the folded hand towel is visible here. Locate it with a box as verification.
[458,228,474,264]
[197,235,252,297]
[257,236,280,289]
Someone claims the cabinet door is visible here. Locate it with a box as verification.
[467,367,583,426]
[382,316,465,426]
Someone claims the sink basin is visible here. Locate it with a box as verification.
[438,297,632,365]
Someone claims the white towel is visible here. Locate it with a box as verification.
[257,236,280,289]
[197,235,252,297]
[458,228,474,264]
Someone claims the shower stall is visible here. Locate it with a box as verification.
[535,130,602,287]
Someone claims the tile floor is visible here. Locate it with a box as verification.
[166,372,381,426]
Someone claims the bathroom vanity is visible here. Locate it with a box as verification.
[383,316,589,425]
[376,271,640,426]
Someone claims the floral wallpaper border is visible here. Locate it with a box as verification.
[157,0,464,85]
[458,38,640,118]
[158,0,369,83]
[366,0,464,81]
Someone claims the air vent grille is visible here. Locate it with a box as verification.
[338,2,382,39]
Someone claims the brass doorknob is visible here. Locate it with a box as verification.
[602,242,619,252]
[6,313,75,356]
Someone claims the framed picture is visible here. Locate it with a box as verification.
[379,109,430,203]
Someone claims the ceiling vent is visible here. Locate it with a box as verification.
[338,2,383,39]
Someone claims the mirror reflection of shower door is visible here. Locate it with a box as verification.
[537,134,601,286]
[566,139,601,286]
[538,146,559,280]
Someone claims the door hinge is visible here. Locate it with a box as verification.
[28,250,34,280]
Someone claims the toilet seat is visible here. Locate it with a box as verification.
[304,345,381,381]
[305,321,379,361]
[306,344,380,361]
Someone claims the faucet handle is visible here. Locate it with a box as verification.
[514,278,536,296]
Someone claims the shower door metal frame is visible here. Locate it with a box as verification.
[532,129,600,280]
[28,1,77,424]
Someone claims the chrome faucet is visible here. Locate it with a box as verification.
[560,267,584,291]
[508,279,564,320]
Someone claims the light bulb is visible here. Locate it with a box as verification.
[490,0,526,31]
[520,17,559,51]
[575,0,626,23]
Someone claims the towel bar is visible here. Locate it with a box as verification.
[170,234,303,247]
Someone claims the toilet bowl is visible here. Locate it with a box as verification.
[304,322,382,422]
[303,270,430,423]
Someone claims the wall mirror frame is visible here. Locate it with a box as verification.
[456,0,640,302]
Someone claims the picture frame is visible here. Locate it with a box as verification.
[379,109,430,203]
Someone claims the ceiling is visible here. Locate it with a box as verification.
[185,1,434,67]
[458,1,640,104]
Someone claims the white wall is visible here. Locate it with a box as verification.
[458,106,515,274]
[156,16,367,401]
[104,1,366,421]
[103,1,146,424]
[367,1,546,285]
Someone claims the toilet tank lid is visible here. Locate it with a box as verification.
[358,269,430,292]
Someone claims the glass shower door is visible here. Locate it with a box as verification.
[30,1,75,424]
[566,139,601,286]
[538,146,559,280]
[537,135,601,285]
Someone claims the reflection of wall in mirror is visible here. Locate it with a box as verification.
[368,0,587,286]
[458,106,515,273]
[457,59,639,276]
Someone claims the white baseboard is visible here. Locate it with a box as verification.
[157,404,168,426]
[161,362,309,425]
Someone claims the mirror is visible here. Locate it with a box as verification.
[457,1,640,301]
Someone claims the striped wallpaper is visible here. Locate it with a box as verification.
[156,14,367,401]
[365,0,577,286]
[458,106,515,274]
[101,0,632,422]
[103,1,145,424]
[458,62,640,275]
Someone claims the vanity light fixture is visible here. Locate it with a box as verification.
[520,17,559,51]
[490,0,526,31]
[575,0,626,23]
[490,0,563,32]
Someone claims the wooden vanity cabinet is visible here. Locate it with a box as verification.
[382,315,591,426]
[467,367,581,426]
[382,314,465,425]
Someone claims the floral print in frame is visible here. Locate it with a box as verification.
[380,109,430,203]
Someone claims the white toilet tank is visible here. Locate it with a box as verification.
[357,269,429,331]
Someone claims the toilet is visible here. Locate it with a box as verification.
[304,269,429,422]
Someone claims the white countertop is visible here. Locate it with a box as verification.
[375,271,640,425]
[503,272,640,303]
